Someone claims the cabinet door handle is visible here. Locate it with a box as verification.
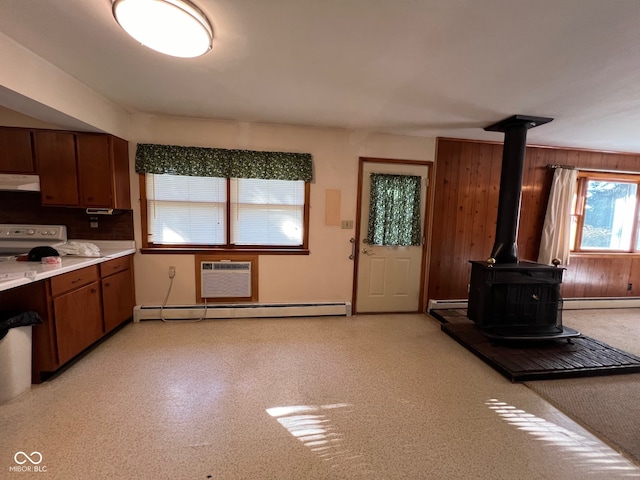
[104,282,111,287]
[91,288,97,293]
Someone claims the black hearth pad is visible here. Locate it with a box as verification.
[438,318,640,382]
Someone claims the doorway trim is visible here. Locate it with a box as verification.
[352,157,434,315]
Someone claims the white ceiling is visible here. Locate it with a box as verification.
[2,0,640,152]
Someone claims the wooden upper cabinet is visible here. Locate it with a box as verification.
[0,127,36,173]
[34,131,79,206]
[77,133,113,207]
[33,130,131,209]
[73,133,131,209]
[111,135,131,209]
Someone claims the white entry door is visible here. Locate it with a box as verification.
[356,161,429,313]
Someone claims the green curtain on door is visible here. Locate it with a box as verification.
[366,173,422,246]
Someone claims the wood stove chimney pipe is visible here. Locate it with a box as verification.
[484,115,553,264]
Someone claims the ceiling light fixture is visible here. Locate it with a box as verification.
[112,0,213,58]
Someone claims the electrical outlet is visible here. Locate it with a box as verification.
[628,283,633,291]
[169,266,176,279]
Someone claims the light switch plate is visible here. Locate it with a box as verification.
[341,220,354,229]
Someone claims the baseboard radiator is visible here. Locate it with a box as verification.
[133,302,352,322]
[428,297,640,312]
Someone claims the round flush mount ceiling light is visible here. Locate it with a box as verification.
[112,0,213,58]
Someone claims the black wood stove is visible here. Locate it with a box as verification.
[467,115,579,341]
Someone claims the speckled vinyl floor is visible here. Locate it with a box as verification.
[1,313,639,479]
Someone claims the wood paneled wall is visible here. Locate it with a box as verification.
[428,138,640,301]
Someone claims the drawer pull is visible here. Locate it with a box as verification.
[71,278,83,284]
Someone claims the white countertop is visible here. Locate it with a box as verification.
[0,240,136,292]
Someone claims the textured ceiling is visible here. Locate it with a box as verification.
[1,0,640,152]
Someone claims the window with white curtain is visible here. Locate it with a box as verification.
[571,172,640,253]
[145,173,306,247]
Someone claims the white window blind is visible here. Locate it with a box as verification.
[230,178,304,246]
[146,174,226,245]
[146,174,305,247]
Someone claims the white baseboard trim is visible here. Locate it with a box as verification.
[428,297,640,311]
[133,302,352,322]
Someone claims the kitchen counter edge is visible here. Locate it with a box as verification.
[0,248,136,292]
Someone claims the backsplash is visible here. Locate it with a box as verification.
[0,191,134,240]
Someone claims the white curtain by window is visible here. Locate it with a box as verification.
[537,167,578,266]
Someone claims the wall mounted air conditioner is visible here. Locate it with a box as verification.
[201,261,252,298]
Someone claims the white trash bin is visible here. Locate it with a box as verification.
[0,325,32,404]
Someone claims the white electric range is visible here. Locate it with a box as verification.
[0,224,67,261]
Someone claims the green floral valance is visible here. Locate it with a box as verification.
[135,143,313,182]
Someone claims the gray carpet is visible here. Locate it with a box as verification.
[526,308,640,464]
[525,374,640,464]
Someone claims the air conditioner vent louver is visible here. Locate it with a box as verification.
[201,261,252,298]
[212,262,250,271]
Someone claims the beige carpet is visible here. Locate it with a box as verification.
[525,308,640,464]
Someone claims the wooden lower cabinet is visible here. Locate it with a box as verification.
[29,255,135,382]
[53,281,103,365]
[101,256,136,333]
[0,258,135,383]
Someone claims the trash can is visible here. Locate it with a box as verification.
[0,311,42,404]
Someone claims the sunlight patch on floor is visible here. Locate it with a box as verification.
[486,399,640,475]
[267,403,374,476]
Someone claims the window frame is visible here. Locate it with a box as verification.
[139,173,310,255]
[571,171,640,254]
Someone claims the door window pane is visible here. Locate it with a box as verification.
[580,180,637,250]
[366,173,422,246]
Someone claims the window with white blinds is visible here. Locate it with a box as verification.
[146,174,226,245]
[230,178,305,245]
[145,174,305,247]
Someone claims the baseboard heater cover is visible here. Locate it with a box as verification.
[133,302,352,322]
[428,297,640,312]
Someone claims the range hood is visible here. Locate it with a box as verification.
[0,174,40,192]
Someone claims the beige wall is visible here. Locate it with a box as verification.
[0,32,130,137]
[129,114,436,305]
[0,36,436,306]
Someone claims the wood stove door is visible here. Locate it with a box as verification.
[355,161,429,313]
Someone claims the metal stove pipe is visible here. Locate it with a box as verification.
[484,115,553,263]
